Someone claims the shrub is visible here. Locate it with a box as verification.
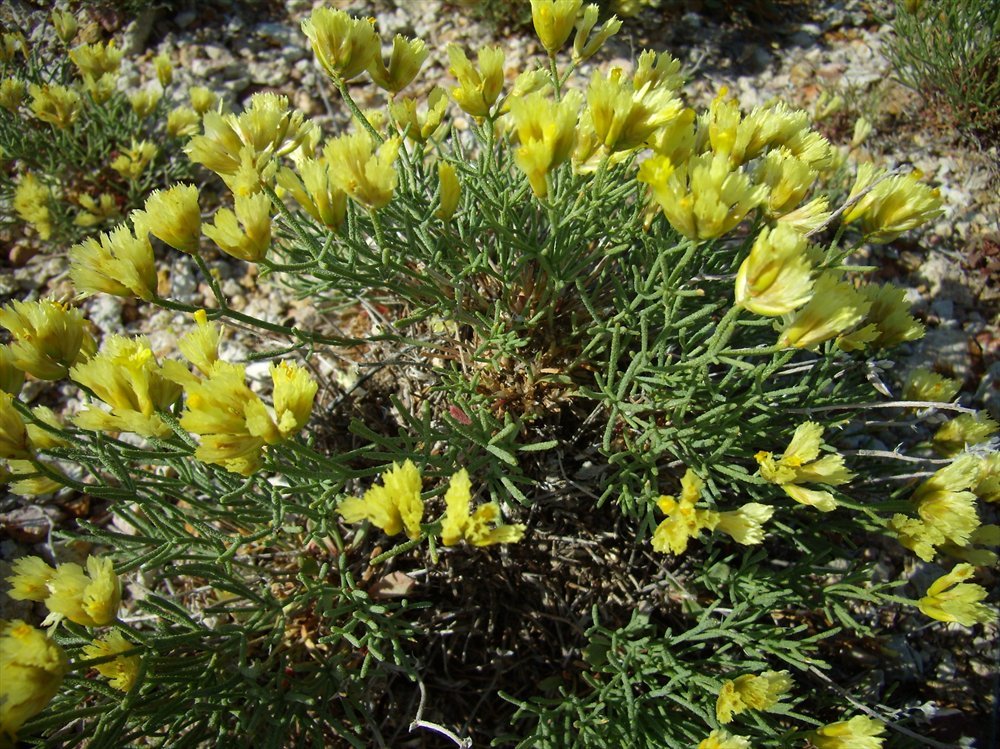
[0,9,206,258]
[1,3,996,747]
[882,0,1000,144]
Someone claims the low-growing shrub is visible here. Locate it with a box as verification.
[883,0,1000,144]
[0,8,209,258]
[1,2,996,747]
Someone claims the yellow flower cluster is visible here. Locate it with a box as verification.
[12,172,53,240]
[7,555,121,628]
[650,468,774,555]
[715,670,792,723]
[807,716,886,749]
[888,455,981,561]
[756,421,853,511]
[187,92,314,197]
[917,563,994,626]
[338,461,524,546]
[697,729,749,749]
[0,620,67,745]
[0,300,95,381]
[932,412,998,456]
[166,315,318,476]
[70,335,181,439]
[81,631,141,692]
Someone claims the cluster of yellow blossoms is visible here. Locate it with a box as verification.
[338,460,525,547]
[1,555,137,743]
[2,10,219,243]
[0,301,319,480]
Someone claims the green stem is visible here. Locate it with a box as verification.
[152,295,364,347]
[369,533,426,566]
[262,183,325,261]
[333,76,384,144]
[549,54,561,100]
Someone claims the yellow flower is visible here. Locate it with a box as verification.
[0,345,25,396]
[755,421,853,512]
[24,406,67,451]
[277,157,348,231]
[165,105,200,137]
[82,72,117,105]
[932,412,998,456]
[74,192,120,228]
[776,195,831,235]
[777,272,870,350]
[153,52,173,87]
[43,556,121,627]
[638,151,765,240]
[734,223,814,316]
[436,162,461,221]
[902,368,960,404]
[368,34,428,93]
[51,10,78,44]
[634,50,684,92]
[918,564,993,625]
[187,94,311,194]
[509,90,582,197]
[68,41,123,79]
[6,556,56,602]
[813,91,843,121]
[651,468,719,555]
[13,172,53,240]
[177,358,315,475]
[70,335,182,438]
[530,0,583,55]
[447,44,505,119]
[717,503,774,545]
[856,171,943,243]
[301,7,379,82]
[179,362,269,475]
[888,454,981,560]
[0,392,31,460]
[808,716,886,749]
[755,148,816,217]
[271,361,318,437]
[175,310,221,379]
[111,140,158,181]
[324,132,401,210]
[5,458,64,497]
[81,631,141,692]
[69,224,157,301]
[0,77,25,112]
[132,184,202,254]
[0,32,27,62]
[129,85,162,118]
[441,469,525,546]
[975,453,999,504]
[389,87,449,143]
[339,460,425,539]
[698,729,750,749]
[572,4,622,62]
[0,620,67,745]
[203,192,272,262]
[0,299,95,381]
[188,86,216,114]
[838,283,924,352]
[585,66,683,153]
[851,116,873,147]
[716,670,792,723]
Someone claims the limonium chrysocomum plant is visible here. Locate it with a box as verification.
[2,3,996,747]
[0,8,208,255]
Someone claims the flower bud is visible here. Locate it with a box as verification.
[530,0,583,56]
